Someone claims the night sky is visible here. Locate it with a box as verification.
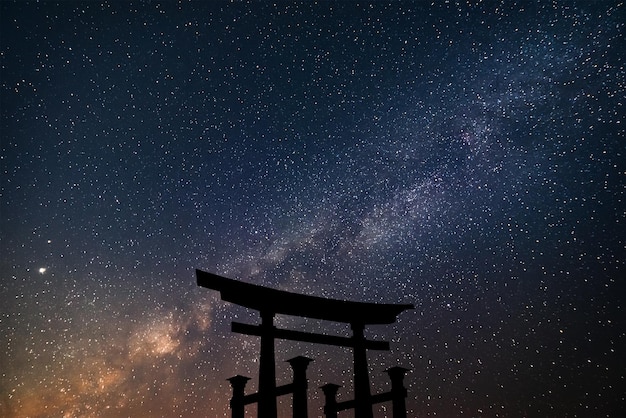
[1,1,625,417]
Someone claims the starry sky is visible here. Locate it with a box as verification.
[1,1,624,417]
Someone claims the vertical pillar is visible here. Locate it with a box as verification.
[228,375,250,418]
[351,322,373,418]
[258,310,277,418]
[320,383,341,418]
[386,367,410,418]
[287,356,313,418]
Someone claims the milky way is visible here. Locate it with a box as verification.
[1,1,624,417]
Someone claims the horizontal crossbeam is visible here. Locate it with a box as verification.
[239,382,297,405]
[232,321,390,351]
[332,391,397,412]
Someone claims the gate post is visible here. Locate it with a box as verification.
[320,383,341,418]
[258,310,277,418]
[228,375,250,418]
[351,322,373,418]
[288,356,313,418]
[386,367,410,418]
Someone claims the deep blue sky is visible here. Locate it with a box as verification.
[1,1,624,417]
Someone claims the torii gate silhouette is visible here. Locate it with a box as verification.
[196,269,413,418]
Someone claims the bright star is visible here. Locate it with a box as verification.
[38,267,46,274]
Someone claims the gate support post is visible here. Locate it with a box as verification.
[228,375,250,418]
[288,356,313,418]
[258,310,277,418]
[386,367,410,418]
[351,322,373,418]
[321,383,341,418]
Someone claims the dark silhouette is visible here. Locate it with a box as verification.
[321,367,410,418]
[196,269,413,418]
[228,356,312,418]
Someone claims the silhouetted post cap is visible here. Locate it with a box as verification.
[287,356,313,368]
[228,375,251,388]
[320,383,341,396]
[386,367,410,379]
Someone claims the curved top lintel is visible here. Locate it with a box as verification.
[196,269,413,325]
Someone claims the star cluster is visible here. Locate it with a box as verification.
[1,1,624,417]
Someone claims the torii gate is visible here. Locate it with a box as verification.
[196,269,413,418]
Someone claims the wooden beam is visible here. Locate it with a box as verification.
[232,321,390,351]
[197,270,413,325]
